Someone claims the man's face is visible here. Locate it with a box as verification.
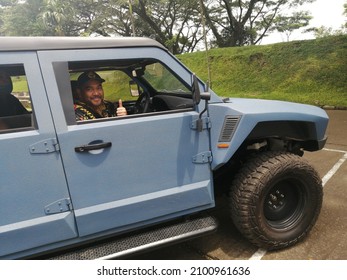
[79,79,104,107]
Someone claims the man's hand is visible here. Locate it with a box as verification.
[116,99,127,116]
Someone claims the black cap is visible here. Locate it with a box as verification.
[77,71,105,86]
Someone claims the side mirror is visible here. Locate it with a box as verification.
[192,74,201,105]
[192,74,210,105]
[129,80,139,97]
[192,74,211,132]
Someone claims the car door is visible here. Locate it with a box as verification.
[0,53,78,258]
[38,47,214,237]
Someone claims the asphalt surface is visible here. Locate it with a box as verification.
[132,110,347,260]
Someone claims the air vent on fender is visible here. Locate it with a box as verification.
[218,116,241,142]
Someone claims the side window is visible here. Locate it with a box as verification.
[0,65,35,133]
[56,58,194,124]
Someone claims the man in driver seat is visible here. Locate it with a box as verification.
[74,71,127,121]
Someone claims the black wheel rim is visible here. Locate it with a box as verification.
[263,179,307,230]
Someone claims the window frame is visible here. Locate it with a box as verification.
[38,47,195,127]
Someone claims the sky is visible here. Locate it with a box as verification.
[262,0,346,44]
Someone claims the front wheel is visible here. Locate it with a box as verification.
[228,152,323,250]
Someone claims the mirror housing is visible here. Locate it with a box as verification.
[192,74,210,105]
[192,74,211,132]
[192,74,201,105]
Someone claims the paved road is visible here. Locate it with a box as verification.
[133,110,347,260]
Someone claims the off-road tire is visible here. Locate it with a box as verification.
[228,152,323,250]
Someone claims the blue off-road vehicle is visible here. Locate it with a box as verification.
[0,37,328,259]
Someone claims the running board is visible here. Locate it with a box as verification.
[49,215,217,260]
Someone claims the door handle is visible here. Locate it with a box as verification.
[75,142,112,153]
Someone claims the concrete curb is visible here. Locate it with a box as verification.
[321,105,347,110]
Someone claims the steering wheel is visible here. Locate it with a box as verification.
[134,91,150,113]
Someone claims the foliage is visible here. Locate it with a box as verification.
[310,26,346,38]
[271,11,312,41]
[39,0,76,36]
[0,0,318,53]
[0,0,49,36]
[124,0,204,54]
[200,0,316,47]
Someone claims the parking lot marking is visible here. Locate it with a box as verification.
[322,152,347,187]
[323,147,347,154]
[249,148,347,260]
[248,248,267,260]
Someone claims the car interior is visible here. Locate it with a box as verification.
[68,58,195,119]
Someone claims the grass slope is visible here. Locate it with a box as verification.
[178,35,347,107]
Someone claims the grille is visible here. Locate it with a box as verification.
[218,116,240,142]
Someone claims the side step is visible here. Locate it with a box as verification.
[49,215,217,260]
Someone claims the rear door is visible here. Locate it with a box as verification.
[38,47,214,237]
[0,53,77,258]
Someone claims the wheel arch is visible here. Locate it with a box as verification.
[246,120,325,151]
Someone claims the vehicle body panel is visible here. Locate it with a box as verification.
[209,98,329,169]
[37,47,214,237]
[0,52,78,257]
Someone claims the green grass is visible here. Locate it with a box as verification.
[178,35,347,107]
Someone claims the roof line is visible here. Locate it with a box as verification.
[0,36,166,51]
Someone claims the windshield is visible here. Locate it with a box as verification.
[142,62,191,94]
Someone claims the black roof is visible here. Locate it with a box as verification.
[0,36,166,51]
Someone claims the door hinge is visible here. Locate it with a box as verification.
[44,198,71,215]
[30,138,60,154]
[193,151,212,164]
[191,117,211,131]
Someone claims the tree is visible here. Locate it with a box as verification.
[78,0,204,54]
[101,0,203,54]
[0,0,49,36]
[0,0,319,52]
[0,0,81,36]
[309,26,345,38]
[200,0,316,47]
[133,0,204,53]
[46,0,204,53]
[39,0,77,36]
[272,11,312,41]
[75,0,139,37]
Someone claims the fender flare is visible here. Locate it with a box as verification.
[246,120,325,151]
